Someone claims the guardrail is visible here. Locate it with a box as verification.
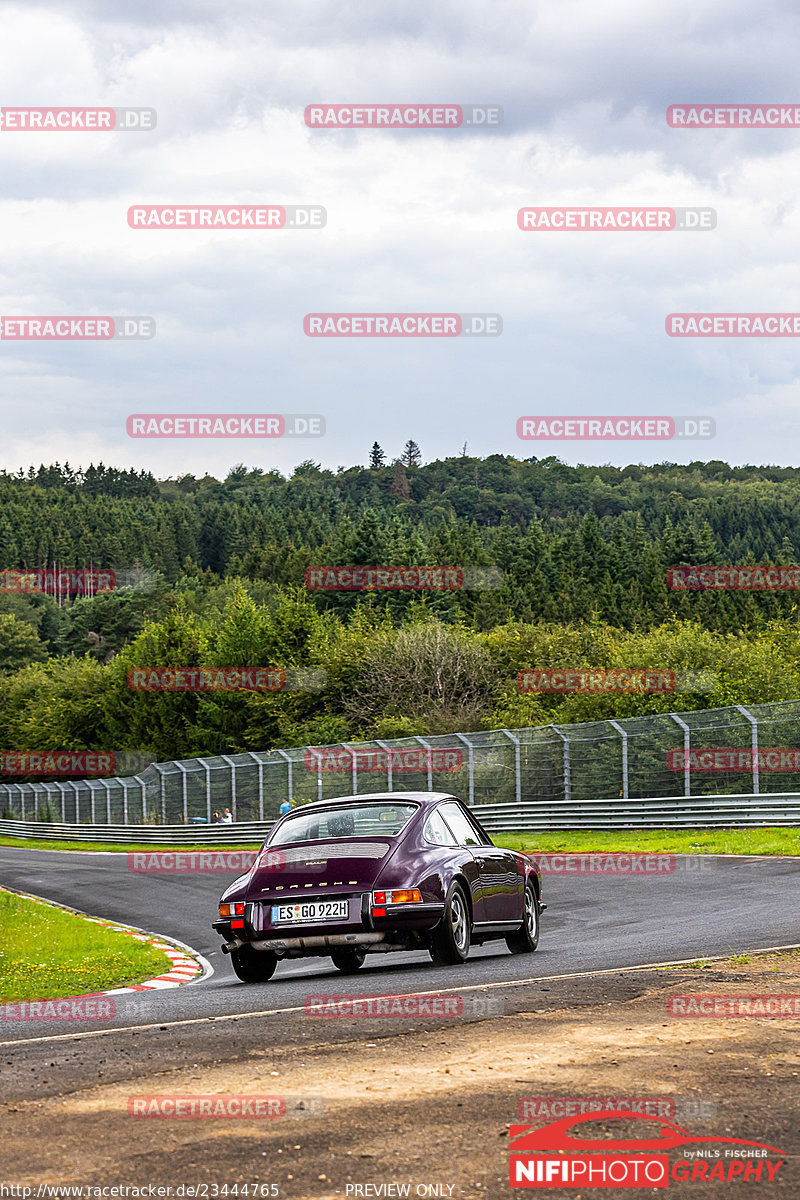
[0,819,274,845]
[472,792,800,830]
[2,790,799,843]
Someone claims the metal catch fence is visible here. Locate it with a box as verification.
[2,700,800,827]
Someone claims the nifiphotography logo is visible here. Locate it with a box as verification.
[508,1111,785,1188]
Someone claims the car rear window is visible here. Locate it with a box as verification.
[269,802,418,845]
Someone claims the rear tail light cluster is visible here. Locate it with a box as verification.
[371,888,422,917]
[219,902,245,918]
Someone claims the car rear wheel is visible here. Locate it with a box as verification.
[505,883,540,954]
[430,882,471,965]
[330,947,366,974]
[230,944,278,982]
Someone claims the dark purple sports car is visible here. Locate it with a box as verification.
[213,791,544,981]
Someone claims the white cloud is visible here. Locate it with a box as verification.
[2,0,800,473]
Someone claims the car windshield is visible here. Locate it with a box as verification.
[269,802,418,845]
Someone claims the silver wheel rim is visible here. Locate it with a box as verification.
[451,892,468,951]
[525,889,538,939]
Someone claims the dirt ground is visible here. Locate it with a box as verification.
[3,952,799,1199]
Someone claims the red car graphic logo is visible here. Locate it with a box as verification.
[510,1111,783,1155]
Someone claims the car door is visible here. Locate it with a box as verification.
[424,804,487,922]
[440,801,522,924]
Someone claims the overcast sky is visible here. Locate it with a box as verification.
[2,0,800,478]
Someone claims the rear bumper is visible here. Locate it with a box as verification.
[214,895,445,954]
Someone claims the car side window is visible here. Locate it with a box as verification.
[464,810,494,847]
[439,803,484,847]
[423,809,459,847]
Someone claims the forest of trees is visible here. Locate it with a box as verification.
[3,452,800,769]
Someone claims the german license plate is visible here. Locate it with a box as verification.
[271,899,349,924]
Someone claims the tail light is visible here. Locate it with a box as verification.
[219,902,245,918]
[371,889,422,915]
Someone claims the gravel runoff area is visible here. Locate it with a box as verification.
[2,950,798,1198]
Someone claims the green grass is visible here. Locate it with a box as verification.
[1,827,799,856]
[497,828,800,855]
[0,835,255,853]
[0,890,173,1001]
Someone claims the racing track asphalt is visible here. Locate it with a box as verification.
[2,845,799,1043]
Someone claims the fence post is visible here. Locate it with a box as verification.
[453,733,475,805]
[415,736,433,790]
[133,774,147,823]
[69,781,80,823]
[56,781,66,821]
[152,765,166,823]
[220,755,237,820]
[608,720,629,800]
[310,749,323,801]
[669,713,692,797]
[342,744,359,795]
[88,780,102,824]
[102,779,112,822]
[252,752,266,819]
[274,750,291,813]
[375,740,394,792]
[175,762,190,823]
[502,729,522,806]
[198,759,212,822]
[550,726,571,802]
[736,705,760,795]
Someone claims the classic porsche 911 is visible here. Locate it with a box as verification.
[213,791,544,982]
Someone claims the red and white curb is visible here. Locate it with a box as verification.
[1,886,213,995]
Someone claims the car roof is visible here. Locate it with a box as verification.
[291,792,458,811]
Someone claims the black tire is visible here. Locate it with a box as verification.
[505,883,540,954]
[330,946,366,974]
[430,881,471,965]
[230,944,278,982]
